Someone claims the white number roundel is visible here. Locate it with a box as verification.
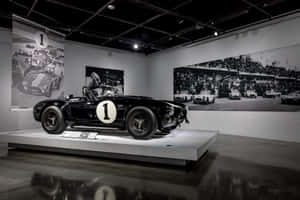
[96,100,117,124]
[94,185,116,200]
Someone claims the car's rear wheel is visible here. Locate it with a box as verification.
[126,106,157,139]
[41,106,66,134]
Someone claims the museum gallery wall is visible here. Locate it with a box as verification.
[174,44,300,112]
[148,14,300,142]
[12,17,65,108]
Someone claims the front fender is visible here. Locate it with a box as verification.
[33,100,67,121]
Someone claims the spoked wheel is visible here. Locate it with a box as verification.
[126,106,157,139]
[41,106,66,134]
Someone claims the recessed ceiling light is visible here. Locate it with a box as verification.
[178,19,184,24]
[214,31,219,36]
[133,43,139,50]
[107,4,115,10]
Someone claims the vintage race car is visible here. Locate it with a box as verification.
[263,89,281,98]
[22,70,61,97]
[244,90,257,98]
[229,89,241,100]
[33,87,188,139]
[281,91,300,104]
[174,93,193,103]
[193,90,215,104]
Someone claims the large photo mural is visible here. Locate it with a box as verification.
[12,18,64,107]
[85,66,124,97]
[174,44,300,112]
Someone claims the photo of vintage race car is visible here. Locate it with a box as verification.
[263,89,281,98]
[22,70,61,97]
[193,90,215,104]
[229,89,241,100]
[244,89,258,98]
[281,91,300,104]
[33,87,189,139]
[174,91,193,103]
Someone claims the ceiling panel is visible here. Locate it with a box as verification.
[146,14,194,34]
[1,0,299,54]
[102,0,161,24]
[83,16,134,38]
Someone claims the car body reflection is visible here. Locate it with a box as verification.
[28,154,300,200]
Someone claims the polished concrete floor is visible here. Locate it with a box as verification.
[0,134,300,200]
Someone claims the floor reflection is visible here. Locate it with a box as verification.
[3,152,300,200]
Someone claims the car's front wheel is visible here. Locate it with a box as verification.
[41,106,66,134]
[126,106,157,139]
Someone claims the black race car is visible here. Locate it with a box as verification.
[33,87,188,139]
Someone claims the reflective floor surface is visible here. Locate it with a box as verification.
[0,134,300,200]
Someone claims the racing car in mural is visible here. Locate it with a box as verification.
[229,89,241,100]
[263,89,281,98]
[173,91,193,102]
[244,89,258,98]
[193,90,215,104]
[22,69,61,97]
[33,87,188,139]
[281,91,300,104]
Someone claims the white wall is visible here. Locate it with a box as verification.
[148,14,300,143]
[64,41,149,97]
[0,29,149,132]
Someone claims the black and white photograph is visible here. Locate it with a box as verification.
[85,66,124,97]
[174,45,300,112]
[12,18,64,107]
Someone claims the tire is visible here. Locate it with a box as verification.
[41,106,66,134]
[126,106,157,139]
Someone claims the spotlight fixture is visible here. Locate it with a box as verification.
[133,43,139,50]
[214,31,219,36]
[107,4,115,10]
[177,19,184,24]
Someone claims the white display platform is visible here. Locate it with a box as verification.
[0,129,217,166]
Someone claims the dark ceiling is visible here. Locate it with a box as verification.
[1,0,300,54]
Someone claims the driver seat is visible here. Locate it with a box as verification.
[82,86,98,101]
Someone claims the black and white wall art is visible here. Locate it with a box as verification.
[85,66,124,97]
[174,44,300,112]
[12,17,65,107]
